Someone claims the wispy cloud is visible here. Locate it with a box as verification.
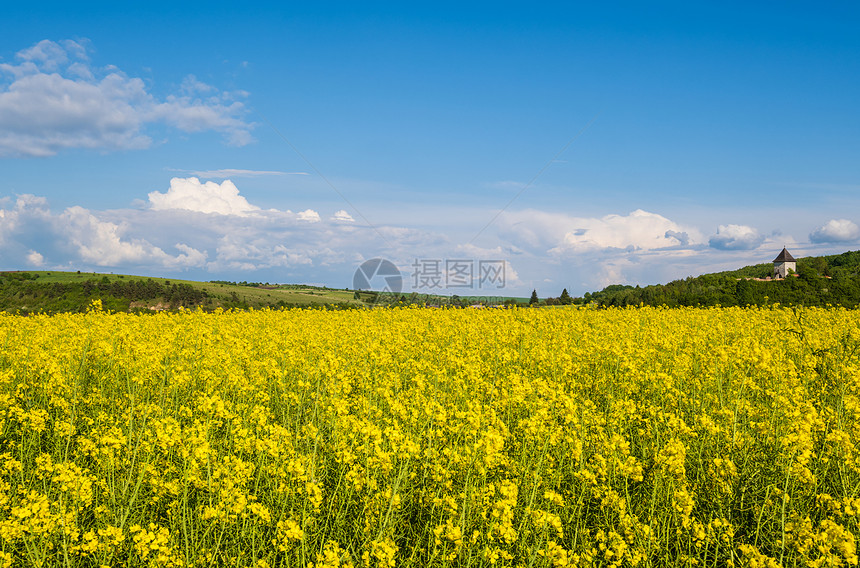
[774,181,860,194]
[0,39,254,157]
[482,180,525,190]
[172,168,309,179]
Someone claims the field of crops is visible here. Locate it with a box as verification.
[0,304,858,567]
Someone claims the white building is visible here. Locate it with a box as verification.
[772,248,796,279]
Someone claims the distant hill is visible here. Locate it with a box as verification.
[0,271,524,313]
[0,271,363,313]
[578,250,860,308]
[8,250,854,313]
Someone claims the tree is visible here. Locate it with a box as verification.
[559,288,572,305]
[529,289,539,306]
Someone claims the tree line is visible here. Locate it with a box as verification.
[0,274,209,313]
[580,250,860,308]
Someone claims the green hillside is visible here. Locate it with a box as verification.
[0,271,363,313]
[8,250,854,313]
[0,271,525,313]
[579,250,860,308]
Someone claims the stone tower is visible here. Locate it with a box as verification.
[772,248,796,279]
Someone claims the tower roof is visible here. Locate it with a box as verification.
[773,247,795,263]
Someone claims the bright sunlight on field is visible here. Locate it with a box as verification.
[0,304,858,567]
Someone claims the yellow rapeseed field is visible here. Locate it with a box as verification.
[0,303,858,567]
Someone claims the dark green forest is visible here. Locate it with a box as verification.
[578,250,860,308]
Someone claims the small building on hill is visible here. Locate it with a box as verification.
[773,247,796,279]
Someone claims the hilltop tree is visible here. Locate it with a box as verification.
[529,289,539,306]
[559,288,572,305]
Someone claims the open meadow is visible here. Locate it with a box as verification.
[0,305,857,567]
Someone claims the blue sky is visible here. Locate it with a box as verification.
[1,2,858,296]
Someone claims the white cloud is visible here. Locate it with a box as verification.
[496,209,702,255]
[0,198,208,269]
[708,224,764,250]
[596,258,635,288]
[0,39,253,157]
[6,184,853,297]
[16,39,73,70]
[148,177,260,216]
[332,210,355,222]
[809,219,860,243]
[213,234,316,271]
[61,205,163,265]
[179,169,309,179]
[0,194,51,244]
[148,96,252,146]
[180,75,216,95]
[26,250,44,266]
[297,209,321,222]
[552,210,700,253]
[170,243,209,268]
[483,180,526,190]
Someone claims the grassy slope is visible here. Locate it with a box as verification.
[13,271,362,308]
[5,271,525,310]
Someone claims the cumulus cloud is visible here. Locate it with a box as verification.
[557,210,698,253]
[501,209,703,254]
[296,209,321,222]
[0,196,207,269]
[0,194,51,245]
[332,210,355,222]
[147,178,327,224]
[809,219,860,243]
[0,39,253,157]
[61,204,149,265]
[59,205,206,267]
[469,208,714,293]
[148,177,260,216]
[708,224,764,250]
[26,250,44,266]
[169,243,209,268]
[1,184,834,297]
[213,234,316,271]
[2,177,392,273]
[16,39,75,70]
